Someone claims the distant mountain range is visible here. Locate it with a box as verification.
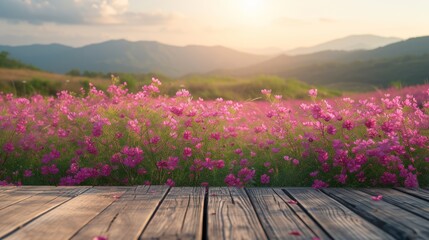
[217,36,429,90]
[285,35,401,55]
[0,40,268,77]
[1,35,428,91]
[0,34,402,77]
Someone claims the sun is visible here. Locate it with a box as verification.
[233,0,268,25]
[242,0,264,14]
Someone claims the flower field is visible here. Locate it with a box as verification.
[1,78,428,188]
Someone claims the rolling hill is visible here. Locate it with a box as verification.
[0,40,268,77]
[286,35,401,55]
[217,36,429,90]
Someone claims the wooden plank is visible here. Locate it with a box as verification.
[395,187,429,202]
[324,188,429,239]
[71,185,169,240]
[361,188,429,221]
[5,187,127,240]
[207,187,267,240]
[286,188,393,240]
[140,187,204,240]
[247,188,328,239]
[0,186,17,192]
[0,189,50,210]
[0,187,89,238]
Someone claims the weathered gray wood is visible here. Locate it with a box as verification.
[324,188,429,239]
[72,185,169,240]
[286,188,393,240]
[140,187,204,240]
[0,187,89,238]
[361,188,429,221]
[395,187,429,202]
[272,188,331,239]
[247,188,328,239]
[6,187,127,240]
[207,187,267,240]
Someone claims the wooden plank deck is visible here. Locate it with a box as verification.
[0,187,428,240]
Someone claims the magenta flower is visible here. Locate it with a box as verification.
[24,170,33,177]
[260,174,270,184]
[342,120,354,130]
[165,179,175,187]
[183,147,192,158]
[312,179,329,189]
[93,236,108,240]
[308,89,318,97]
[371,195,383,201]
[3,142,14,153]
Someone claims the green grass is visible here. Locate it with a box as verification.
[160,75,341,100]
[0,68,342,100]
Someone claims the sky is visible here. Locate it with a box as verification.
[0,0,428,50]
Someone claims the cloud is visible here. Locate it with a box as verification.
[0,0,175,25]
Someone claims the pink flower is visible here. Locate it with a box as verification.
[365,119,376,128]
[3,142,14,153]
[183,147,192,158]
[224,174,242,187]
[308,89,318,97]
[260,174,270,184]
[24,170,33,177]
[183,130,192,140]
[150,136,160,144]
[371,195,383,201]
[289,231,301,236]
[210,132,221,140]
[93,236,108,240]
[342,120,354,130]
[261,89,272,95]
[326,125,337,135]
[312,179,329,189]
[238,168,256,182]
[165,179,175,187]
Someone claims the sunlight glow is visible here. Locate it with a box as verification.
[234,0,269,26]
[242,0,264,14]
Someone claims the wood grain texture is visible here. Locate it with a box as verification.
[5,187,127,240]
[361,188,429,221]
[207,187,267,240]
[247,188,327,240]
[0,188,58,210]
[0,187,89,238]
[140,187,204,240]
[72,185,169,240]
[286,188,393,240]
[0,186,17,192]
[395,187,429,202]
[324,188,429,239]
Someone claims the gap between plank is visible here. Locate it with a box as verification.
[1,187,93,239]
[137,186,171,238]
[273,189,332,240]
[243,188,270,240]
[320,189,400,239]
[282,188,334,240]
[393,188,429,202]
[202,186,208,240]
